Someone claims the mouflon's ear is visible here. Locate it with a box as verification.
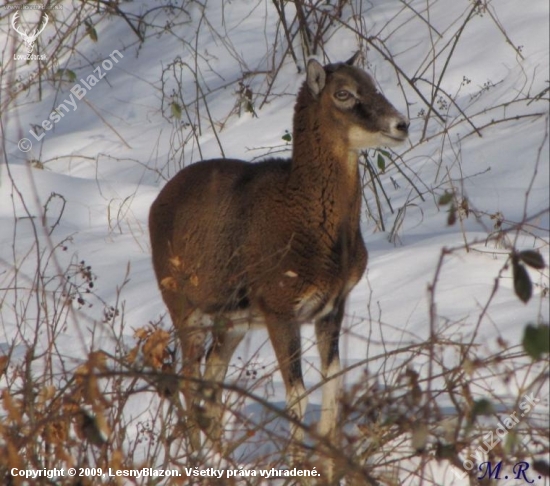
[306,59,326,97]
[345,51,361,66]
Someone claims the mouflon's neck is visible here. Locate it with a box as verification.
[288,83,362,229]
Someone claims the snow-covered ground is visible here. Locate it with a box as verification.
[1,1,548,484]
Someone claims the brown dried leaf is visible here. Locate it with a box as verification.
[134,327,150,340]
[95,410,111,440]
[190,273,199,287]
[110,449,124,475]
[88,351,108,371]
[2,389,22,424]
[63,398,80,414]
[6,441,22,474]
[76,360,91,374]
[169,255,184,270]
[38,385,56,406]
[143,329,170,369]
[0,355,8,377]
[73,359,110,409]
[84,373,100,402]
[44,420,68,444]
[161,276,178,291]
[74,363,90,383]
[496,336,508,349]
[447,205,457,226]
[126,345,139,364]
[460,197,470,217]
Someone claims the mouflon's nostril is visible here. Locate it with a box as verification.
[395,119,410,133]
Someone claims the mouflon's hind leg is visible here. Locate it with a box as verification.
[202,318,247,448]
[174,308,208,452]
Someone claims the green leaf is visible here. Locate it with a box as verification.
[472,398,493,419]
[533,460,550,478]
[170,101,182,120]
[282,131,292,142]
[410,423,428,452]
[522,323,550,360]
[513,260,532,303]
[56,69,77,82]
[377,153,386,173]
[504,430,519,454]
[438,191,453,206]
[518,250,546,270]
[244,101,254,114]
[87,24,98,42]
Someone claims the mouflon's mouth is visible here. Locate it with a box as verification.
[381,131,408,145]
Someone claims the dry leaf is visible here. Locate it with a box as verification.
[143,329,170,369]
[161,276,178,291]
[38,385,56,406]
[44,420,68,443]
[88,351,108,371]
[169,255,184,270]
[133,327,149,340]
[411,423,429,451]
[0,355,8,376]
[2,389,22,424]
[126,345,139,364]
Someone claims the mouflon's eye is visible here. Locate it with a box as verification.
[334,90,352,101]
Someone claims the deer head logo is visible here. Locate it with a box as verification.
[11,12,48,54]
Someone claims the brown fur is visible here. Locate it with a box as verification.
[149,54,408,468]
